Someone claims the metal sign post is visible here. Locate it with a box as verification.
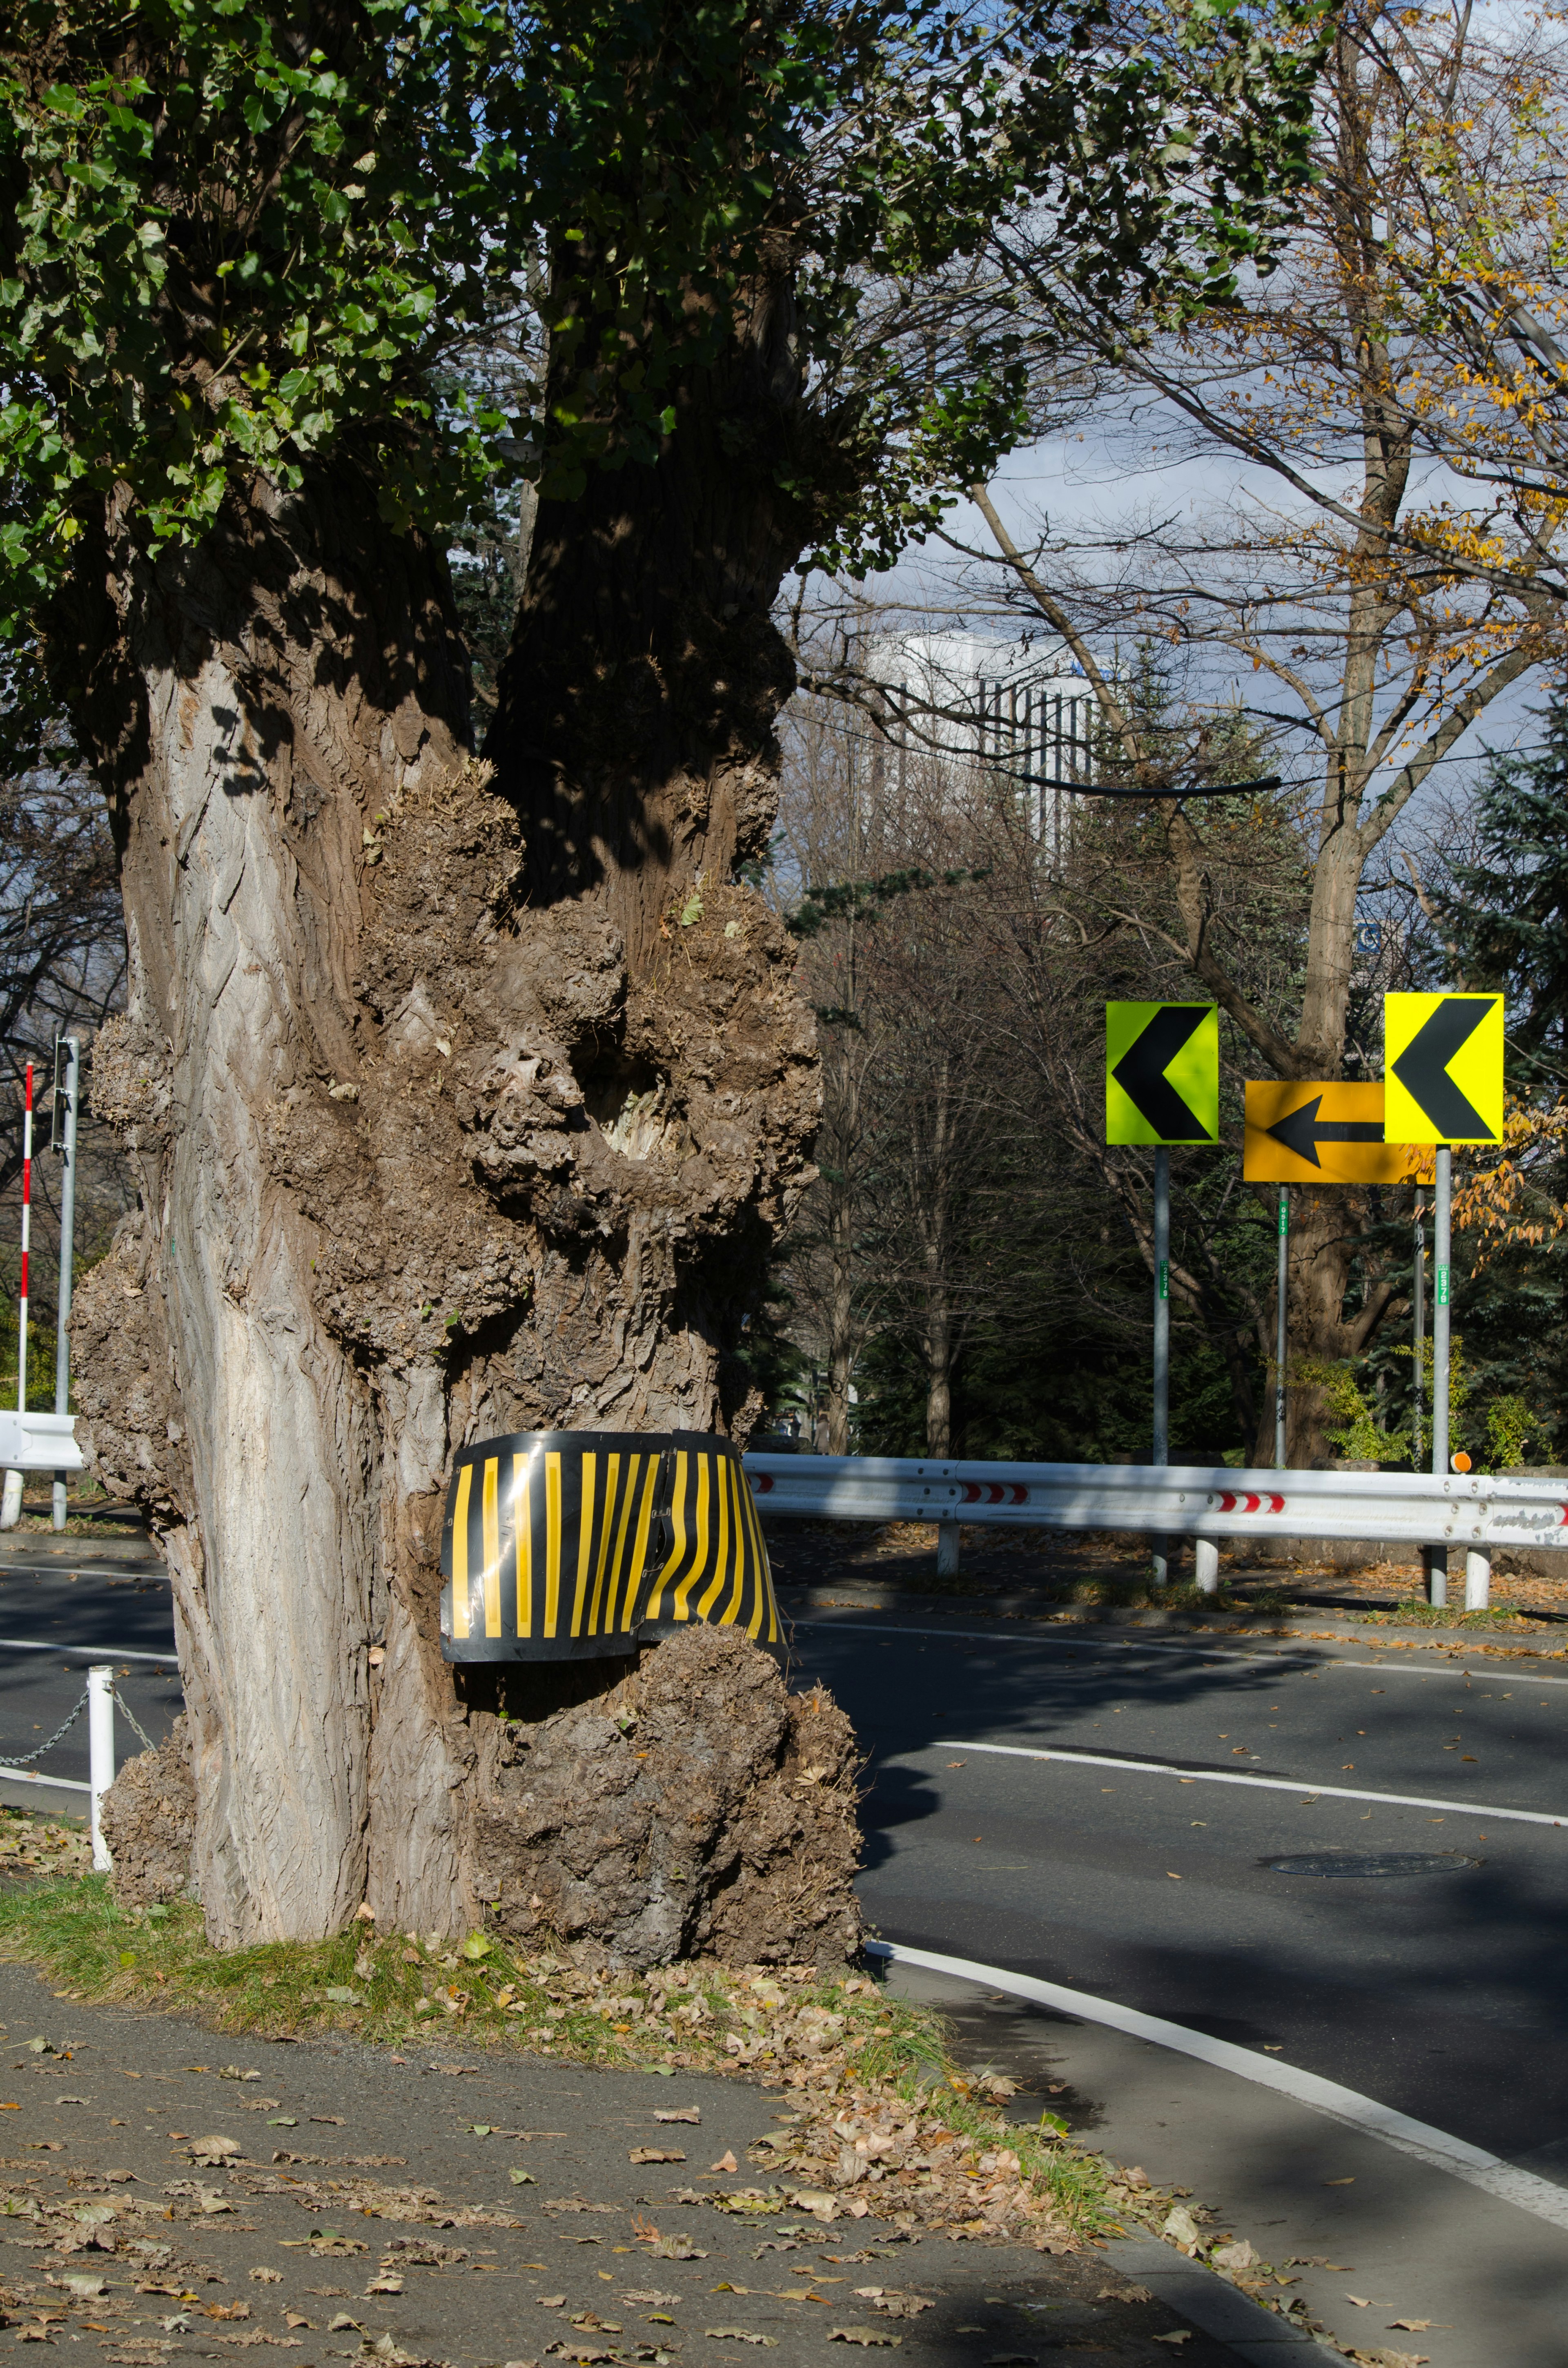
[1152,1148,1170,1585]
[1105,1003,1217,1591]
[1384,992,1503,1608]
[50,1038,79,1533]
[1428,1152,1452,1607]
[1412,1215,1425,1468]
[0,1062,33,1532]
[1432,1146,1452,1477]
[1275,1186,1288,1468]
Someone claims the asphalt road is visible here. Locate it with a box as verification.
[5,1535,1568,2187]
[783,1604,1568,2181]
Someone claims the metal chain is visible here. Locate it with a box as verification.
[0,1688,88,1769]
[111,1689,158,1756]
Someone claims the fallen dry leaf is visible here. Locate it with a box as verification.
[826,2332,900,2350]
[855,2294,932,2320]
[709,2152,738,2174]
[629,2149,686,2165]
[653,2109,701,2125]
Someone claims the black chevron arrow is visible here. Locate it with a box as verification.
[1392,997,1497,1140]
[1266,1095,1384,1170]
[1112,1005,1212,1139]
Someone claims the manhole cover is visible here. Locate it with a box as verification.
[1265,1851,1476,1879]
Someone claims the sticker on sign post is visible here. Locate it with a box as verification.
[1383,994,1503,1143]
[1105,1004,1219,1145]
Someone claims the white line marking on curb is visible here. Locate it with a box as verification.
[1332,1658,1568,1689]
[791,1612,1568,1677]
[934,1735,1568,1828]
[863,1938,1568,2235]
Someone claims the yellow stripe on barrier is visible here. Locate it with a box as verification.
[571,1453,596,1638]
[721,1454,747,1630]
[606,1453,641,1632]
[545,1451,563,1637]
[589,1453,620,1636]
[625,1456,659,1629]
[743,1479,775,1640]
[516,1459,533,1637]
[674,1456,710,1619]
[482,1458,501,1638]
[646,1451,688,1621]
[452,1463,472,1640]
[696,1454,731,1620]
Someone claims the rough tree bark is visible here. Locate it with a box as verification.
[65,408,818,1943]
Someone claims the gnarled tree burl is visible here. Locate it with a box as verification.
[2,0,1325,1941]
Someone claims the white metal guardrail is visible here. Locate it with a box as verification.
[746,1453,1568,1609]
[0,1411,83,1472]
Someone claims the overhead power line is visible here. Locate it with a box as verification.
[1006,768,1284,800]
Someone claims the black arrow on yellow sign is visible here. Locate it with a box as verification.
[1265,1095,1384,1171]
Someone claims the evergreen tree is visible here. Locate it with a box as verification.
[1448,686,1568,1090]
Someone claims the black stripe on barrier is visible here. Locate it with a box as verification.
[437,1431,781,1663]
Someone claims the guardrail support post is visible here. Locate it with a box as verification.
[936,1518,960,1579]
[1194,1538,1220,1595]
[88,1665,113,1872]
[1424,1544,1448,1608]
[1465,1547,1490,1612]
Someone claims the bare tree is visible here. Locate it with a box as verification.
[938,0,1568,1457]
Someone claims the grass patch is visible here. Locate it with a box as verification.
[0,1846,1121,2244]
[1372,1599,1546,1630]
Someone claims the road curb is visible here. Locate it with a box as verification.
[1103,2238,1346,2362]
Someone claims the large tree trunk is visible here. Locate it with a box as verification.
[64,432,817,1943]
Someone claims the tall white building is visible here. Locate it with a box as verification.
[865,631,1097,850]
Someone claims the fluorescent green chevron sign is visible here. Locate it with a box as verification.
[1105,1003,1220,1145]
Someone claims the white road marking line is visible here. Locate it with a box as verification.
[0,1639,176,1664]
[863,1939,1568,2236]
[932,1735,1568,1828]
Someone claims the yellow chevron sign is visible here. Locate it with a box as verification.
[440,1430,780,1661]
[1383,993,1504,1144]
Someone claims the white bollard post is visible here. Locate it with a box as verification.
[1465,1548,1490,1613]
[1194,1538,1220,1596]
[87,1666,114,1872]
[936,1518,960,1579]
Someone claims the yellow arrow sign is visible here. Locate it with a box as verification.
[1383,993,1503,1144]
[1244,1083,1434,1184]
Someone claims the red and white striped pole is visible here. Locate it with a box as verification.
[1,1063,32,1529]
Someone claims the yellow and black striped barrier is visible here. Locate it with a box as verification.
[438,1431,781,1662]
